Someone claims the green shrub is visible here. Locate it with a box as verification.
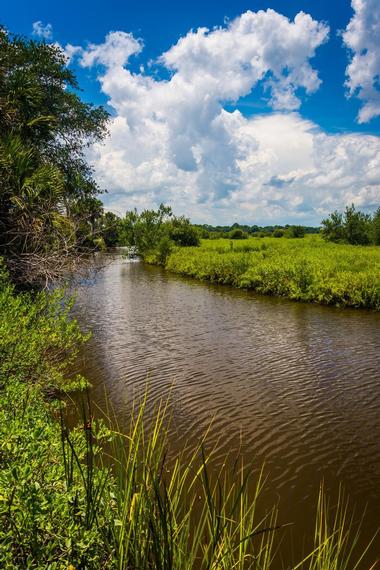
[321,204,375,245]
[228,228,248,239]
[0,381,115,568]
[0,264,88,390]
[288,225,306,238]
[168,218,200,246]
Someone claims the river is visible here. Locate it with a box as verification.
[72,254,380,567]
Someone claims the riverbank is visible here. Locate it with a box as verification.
[162,235,380,310]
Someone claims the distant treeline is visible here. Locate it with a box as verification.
[193,223,320,239]
[110,204,380,262]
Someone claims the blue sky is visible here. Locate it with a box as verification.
[2,0,380,224]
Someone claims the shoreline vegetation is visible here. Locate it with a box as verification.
[160,236,380,310]
[0,272,378,568]
[116,205,380,311]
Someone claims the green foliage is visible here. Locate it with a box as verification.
[118,205,199,262]
[100,211,122,247]
[288,225,306,238]
[168,215,200,246]
[0,381,115,568]
[0,260,88,390]
[321,204,374,245]
[194,223,320,237]
[165,236,380,310]
[0,27,109,286]
[321,211,345,243]
[372,207,380,245]
[229,228,248,239]
[272,229,284,238]
[118,203,173,258]
[344,204,371,245]
[156,235,174,264]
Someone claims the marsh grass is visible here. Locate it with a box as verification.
[294,484,378,570]
[63,391,280,569]
[57,390,379,569]
[165,236,380,309]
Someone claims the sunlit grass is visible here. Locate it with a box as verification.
[85,391,279,569]
[165,236,380,309]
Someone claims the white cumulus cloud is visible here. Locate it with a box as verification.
[65,9,380,224]
[343,0,380,123]
[32,21,53,40]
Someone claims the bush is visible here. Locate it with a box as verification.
[168,217,200,246]
[0,381,115,568]
[229,228,248,239]
[345,204,371,245]
[157,235,174,264]
[321,204,374,245]
[0,262,88,391]
[272,229,284,238]
[289,225,305,238]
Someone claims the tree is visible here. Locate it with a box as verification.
[372,207,380,245]
[288,225,305,238]
[344,204,371,245]
[168,216,200,246]
[118,205,200,262]
[228,228,248,239]
[119,204,173,258]
[321,210,346,243]
[0,27,109,286]
[99,212,122,248]
[321,204,372,245]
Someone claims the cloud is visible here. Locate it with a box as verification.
[32,21,53,40]
[343,0,380,123]
[90,111,380,224]
[63,32,142,66]
[66,9,379,224]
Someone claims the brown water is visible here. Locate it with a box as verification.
[73,255,380,567]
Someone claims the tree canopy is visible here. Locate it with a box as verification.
[0,27,109,286]
[118,204,200,262]
[321,204,376,245]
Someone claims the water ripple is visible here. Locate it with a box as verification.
[72,257,380,556]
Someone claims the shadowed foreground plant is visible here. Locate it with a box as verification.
[293,483,378,570]
[0,380,377,568]
[70,391,280,570]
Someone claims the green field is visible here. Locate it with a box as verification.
[165,235,380,310]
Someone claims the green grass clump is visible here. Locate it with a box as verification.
[165,236,380,309]
[0,381,116,567]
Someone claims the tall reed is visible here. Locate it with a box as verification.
[60,391,378,569]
